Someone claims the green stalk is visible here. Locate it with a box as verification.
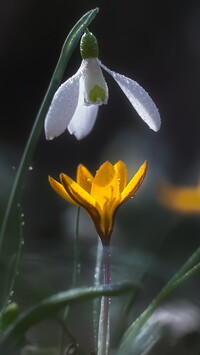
[0,7,99,254]
[59,206,81,354]
[93,238,103,351]
[72,206,81,287]
[97,245,111,355]
[0,209,24,322]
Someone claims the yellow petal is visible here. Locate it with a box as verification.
[93,161,115,186]
[158,184,200,213]
[61,173,101,233]
[91,161,120,209]
[61,173,99,210]
[48,176,77,205]
[120,161,147,203]
[76,164,93,193]
[114,161,127,192]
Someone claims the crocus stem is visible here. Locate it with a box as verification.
[93,238,103,350]
[97,244,111,355]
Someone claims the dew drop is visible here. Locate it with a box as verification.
[21,213,24,218]
[28,166,33,171]
[77,263,81,273]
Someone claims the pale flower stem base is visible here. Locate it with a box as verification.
[97,245,111,355]
[93,238,103,350]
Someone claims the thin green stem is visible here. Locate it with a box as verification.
[59,206,81,354]
[93,238,103,351]
[72,206,81,287]
[120,260,200,351]
[0,8,99,255]
[97,245,111,355]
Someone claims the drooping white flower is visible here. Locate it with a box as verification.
[45,31,161,140]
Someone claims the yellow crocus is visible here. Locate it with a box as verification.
[158,181,200,214]
[49,160,147,245]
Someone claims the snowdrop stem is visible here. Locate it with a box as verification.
[0,8,99,256]
[97,245,111,355]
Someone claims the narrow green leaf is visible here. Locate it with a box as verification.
[0,208,24,322]
[119,262,200,353]
[0,282,132,351]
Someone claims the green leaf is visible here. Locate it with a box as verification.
[0,282,132,351]
[118,261,200,353]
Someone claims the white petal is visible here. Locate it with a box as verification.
[100,60,161,132]
[83,58,108,105]
[68,105,98,140]
[44,64,84,140]
[68,77,99,140]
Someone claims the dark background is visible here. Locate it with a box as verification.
[1,0,200,351]
[1,0,200,172]
[1,0,200,258]
[1,0,200,272]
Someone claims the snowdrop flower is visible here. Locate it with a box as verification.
[45,30,161,140]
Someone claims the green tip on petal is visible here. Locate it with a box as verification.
[80,30,99,59]
[89,85,106,103]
